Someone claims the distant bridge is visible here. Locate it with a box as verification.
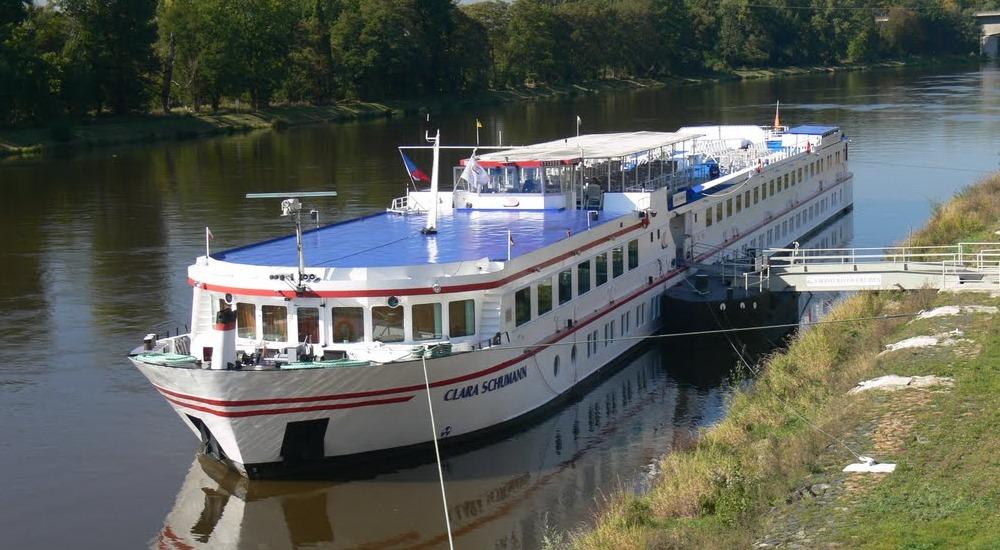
[745,243,1000,292]
[977,11,1000,58]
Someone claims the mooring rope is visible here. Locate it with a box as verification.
[471,311,923,353]
[420,354,455,549]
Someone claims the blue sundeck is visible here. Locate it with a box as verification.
[215,208,633,268]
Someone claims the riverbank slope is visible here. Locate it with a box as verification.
[571,172,1000,549]
[0,56,977,159]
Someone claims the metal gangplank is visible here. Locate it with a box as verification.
[745,242,1000,292]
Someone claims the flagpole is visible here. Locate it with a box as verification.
[576,116,581,138]
[399,149,417,190]
[205,227,210,259]
[476,121,480,146]
[507,230,512,261]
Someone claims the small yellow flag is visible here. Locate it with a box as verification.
[476,119,483,129]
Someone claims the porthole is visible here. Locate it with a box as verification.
[571,344,578,365]
[553,355,560,377]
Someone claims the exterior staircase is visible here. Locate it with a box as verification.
[478,294,503,347]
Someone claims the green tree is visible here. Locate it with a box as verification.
[61,0,158,115]
[0,0,29,123]
[716,0,772,67]
[331,0,422,99]
[503,0,569,85]
[157,0,223,111]
[462,0,509,86]
[284,0,339,103]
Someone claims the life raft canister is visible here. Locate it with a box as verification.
[211,308,237,370]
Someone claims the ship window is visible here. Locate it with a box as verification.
[372,306,405,342]
[515,287,531,326]
[753,187,759,204]
[726,198,732,217]
[236,303,256,339]
[627,240,639,270]
[769,180,774,196]
[705,207,713,227]
[610,320,615,343]
[537,279,553,316]
[412,303,442,341]
[595,254,608,286]
[744,190,751,207]
[577,260,591,295]
[449,300,475,337]
[558,270,572,305]
[297,307,320,344]
[262,305,288,342]
[715,203,723,222]
[612,246,624,277]
[332,307,364,343]
[735,195,742,213]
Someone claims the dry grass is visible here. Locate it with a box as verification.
[573,290,934,549]
[572,171,1000,549]
[906,172,1000,247]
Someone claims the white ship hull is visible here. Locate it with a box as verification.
[131,125,854,477]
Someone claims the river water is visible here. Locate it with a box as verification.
[1,65,998,549]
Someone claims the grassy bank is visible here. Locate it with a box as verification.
[0,55,977,159]
[571,171,1000,549]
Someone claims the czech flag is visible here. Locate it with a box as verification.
[400,151,430,182]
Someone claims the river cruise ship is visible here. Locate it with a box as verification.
[130,123,853,478]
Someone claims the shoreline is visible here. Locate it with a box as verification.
[0,55,979,160]
[571,172,1000,548]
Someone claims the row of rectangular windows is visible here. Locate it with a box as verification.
[514,239,640,327]
[585,297,660,358]
[704,151,840,227]
[743,189,842,251]
[228,299,476,345]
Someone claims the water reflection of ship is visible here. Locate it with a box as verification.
[156,340,743,549]
[663,210,855,341]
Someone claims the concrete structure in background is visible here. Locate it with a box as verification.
[976,11,1000,58]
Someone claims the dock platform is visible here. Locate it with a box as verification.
[745,243,1000,292]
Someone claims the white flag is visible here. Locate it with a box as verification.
[460,156,490,186]
[206,227,214,240]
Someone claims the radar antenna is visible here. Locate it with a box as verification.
[245,191,338,292]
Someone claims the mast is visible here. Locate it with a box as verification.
[423,129,440,235]
[245,191,338,292]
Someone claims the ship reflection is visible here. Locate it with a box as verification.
[155,336,774,549]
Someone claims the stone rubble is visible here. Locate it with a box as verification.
[848,374,954,394]
[915,305,998,320]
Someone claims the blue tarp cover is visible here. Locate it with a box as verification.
[216,208,632,268]
[786,125,838,135]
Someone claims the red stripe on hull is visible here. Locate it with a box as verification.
[162,393,413,417]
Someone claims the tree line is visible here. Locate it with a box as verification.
[0,0,991,127]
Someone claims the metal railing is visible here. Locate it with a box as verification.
[744,242,1000,291]
[387,195,424,214]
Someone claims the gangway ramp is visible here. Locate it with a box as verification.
[745,243,1000,292]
